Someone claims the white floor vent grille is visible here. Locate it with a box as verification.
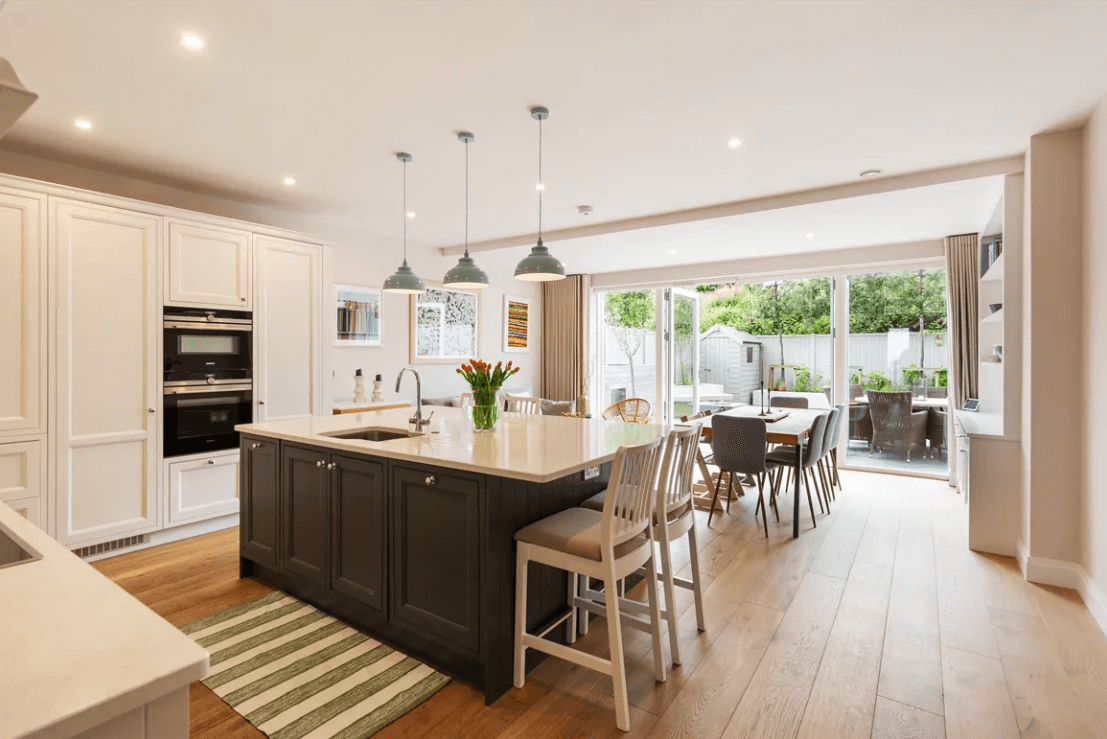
[72,535,146,559]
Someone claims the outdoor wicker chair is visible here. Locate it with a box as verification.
[866,390,928,462]
[602,398,652,423]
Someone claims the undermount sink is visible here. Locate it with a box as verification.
[321,427,423,442]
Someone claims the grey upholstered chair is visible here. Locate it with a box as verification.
[866,391,928,461]
[813,406,841,510]
[825,404,847,493]
[770,396,809,409]
[766,412,830,529]
[709,415,778,535]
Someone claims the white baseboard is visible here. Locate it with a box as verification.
[1020,548,1107,638]
[81,514,238,562]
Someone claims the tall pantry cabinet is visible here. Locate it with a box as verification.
[0,173,328,553]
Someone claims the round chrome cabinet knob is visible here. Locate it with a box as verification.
[425,476,436,486]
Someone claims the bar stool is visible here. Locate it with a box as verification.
[513,436,667,731]
[578,424,707,666]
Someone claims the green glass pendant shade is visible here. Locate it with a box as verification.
[382,259,427,294]
[444,253,490,289]
[515,239,566,281]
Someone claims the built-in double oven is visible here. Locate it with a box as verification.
[163,308,253,458]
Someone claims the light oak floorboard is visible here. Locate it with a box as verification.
[871,697,945,739]
[941,646,1020,739]
[89,470,1107,739]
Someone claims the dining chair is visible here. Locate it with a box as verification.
[708,415,778,532]
[766,412,830,529]
[601,398,652,423]
[578,424,706,665]
[513,436,667,731]
[504,396,541,414]
[771,396,809,409]
[813,406,840,509]
[825,403,847,493]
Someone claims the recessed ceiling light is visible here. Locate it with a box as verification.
[806,233,815,239]
[669,249,678,254]
[859,169,883,178]
[283,177,296,186]
[728,138,742,149]
[535,183,545,191]
[181,33,204,50]
[74,119,92,130]
[577,205,593,216]
[406,211,416,219]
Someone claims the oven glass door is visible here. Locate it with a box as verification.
[164,387,252,457]
[164,325,252,376]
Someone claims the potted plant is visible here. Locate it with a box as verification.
[457,359,521,431]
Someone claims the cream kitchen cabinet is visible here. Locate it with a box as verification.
[164,450,240,525]
[0,187,47,438]
[52,199,162,546]
[0,438,45,531]
[165,220,251,309]
[254,235,323,422]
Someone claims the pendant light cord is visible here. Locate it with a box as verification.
[402,159,408,262]
[537,115,543,242]
[464,137,470,256]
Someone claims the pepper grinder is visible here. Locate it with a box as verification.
[353,368,367,403]
[371,373,384,402]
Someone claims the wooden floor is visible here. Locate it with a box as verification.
[93,469,1107,739]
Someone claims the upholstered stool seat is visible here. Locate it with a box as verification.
[515,508,649,561]
[579,490,691,525]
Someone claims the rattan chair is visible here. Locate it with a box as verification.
[602,398,652,423]
[867,391,928,462]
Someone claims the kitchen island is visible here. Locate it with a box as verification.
[235,407,663,704]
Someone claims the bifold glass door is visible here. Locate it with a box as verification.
[599,289,659,418]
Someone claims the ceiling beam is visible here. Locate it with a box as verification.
[440,154,1023,256]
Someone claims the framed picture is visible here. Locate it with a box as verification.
[409,283,480,363]
[334,284,382,347]
[503,295,531,353]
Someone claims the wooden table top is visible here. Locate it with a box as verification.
[707,405,826,445]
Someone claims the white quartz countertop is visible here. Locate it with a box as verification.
[954,409,1005,438]
[0,504,209,739]
[237,406,667,483]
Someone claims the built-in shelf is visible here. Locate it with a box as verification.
[981,252,1005,282]
[982,307,1004,325]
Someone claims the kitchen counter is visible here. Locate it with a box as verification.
[0,503,208,739]
[236,406,664,483]
[954,409,1005,438]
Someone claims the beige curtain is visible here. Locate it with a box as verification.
[944,233,979,409]
[541,275,586,401]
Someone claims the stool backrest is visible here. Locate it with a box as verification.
[711,415,769,474]
[504,396,541,414]
[601,436,665,551]
[656,424,702,520]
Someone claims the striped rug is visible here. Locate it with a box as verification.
[180,591,450,739]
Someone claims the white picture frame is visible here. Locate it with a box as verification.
[409,283,481,364]
[503,294,531,353]
[334,284,383,347]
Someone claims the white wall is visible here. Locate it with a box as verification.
[327,243,541,407]
[1083,98,1107,600]
[0,146,542,409]
[1023,129,1084,564]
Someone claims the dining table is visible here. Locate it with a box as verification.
[703,405,827,538]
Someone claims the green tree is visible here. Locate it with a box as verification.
[605,290,655,397]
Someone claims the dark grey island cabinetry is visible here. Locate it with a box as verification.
[236,425,623,704]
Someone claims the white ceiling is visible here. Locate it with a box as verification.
[0,1,1105,256]
[499,176,1004,275]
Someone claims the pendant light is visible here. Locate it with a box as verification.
[382,152,427,294]
[443,131,490,289]
[515,106,566,281]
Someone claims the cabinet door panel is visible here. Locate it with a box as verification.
[391,465,481,653]
[331,454,386,612]
[166,452,240,525]
[4,496,42,530]
[241,437,279,566]
[166,221,251,309]
[254,237,320,422]
[281,444,329,586]
[0,189,46,437]
[0,439,42,504]
[53,200,160,545]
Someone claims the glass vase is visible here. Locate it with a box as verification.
[471,388,500,432]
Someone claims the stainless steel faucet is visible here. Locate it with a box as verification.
[396,367,432,431]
